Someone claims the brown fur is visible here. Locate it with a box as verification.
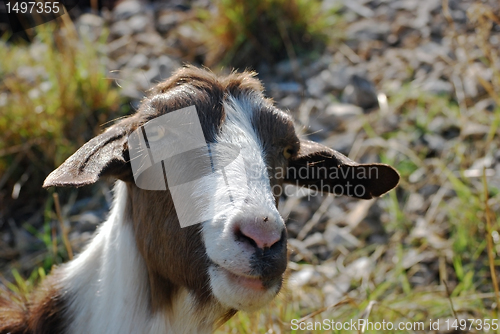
[1,66,399,333]
[0,273,69,334]
[123,66,300,313]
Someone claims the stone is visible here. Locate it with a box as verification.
[311,103,363,134]
[126,53,149,69]
[288,266,315,288]
[344,0,374,18]
[406,193,425,212]
[423,133,445,153]
[461,122,491,138]
[113,0,144,21]
[279,95,302,110]
[110,20,133,38]
[325,103,363,119]
[420,79,454,95]
[107,35,130,59]
[414,42,446,64]
[342,74,378,109]
[157,11,182,34]
[402,249,437,269]
[148,55,181,83]
[473,98,495,113]
[128,14,150,34]
[328,65,353,91]
[463,63,490,98]
[347,19,391,41]
[300,54,333,78]
[158,56,180,78]
[275,60,295,78]
[325,132,357,153]
[77,13,104,27]
[389,0,418,10]
[77,14,104,41]
[115,54,133,68]
[135,32,165,56]
[305,67,351,98]
[346,257,374,280]
[306,75,326,98]
[270,82,302,94]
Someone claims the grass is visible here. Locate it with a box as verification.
[215,4,500,332]
[213,127,499,332]
[194,0,344,68]
[0,16,124,281]
[0,17,124,215]
[0,19,122,165]
[0,17,127,277]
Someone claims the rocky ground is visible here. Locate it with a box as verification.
[1,0,500,332]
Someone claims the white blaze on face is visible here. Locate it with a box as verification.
[201,95,285,311]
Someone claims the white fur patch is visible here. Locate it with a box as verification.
[59,182,220,334]
[201,95,285,311]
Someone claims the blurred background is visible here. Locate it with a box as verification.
[1,0,500,332]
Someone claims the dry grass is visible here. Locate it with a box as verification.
[0,17,125,264]
[0,17,124,276]
[193,0,343,68]
[216,2,500,333]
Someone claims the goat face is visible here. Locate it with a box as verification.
[43,66,399,314]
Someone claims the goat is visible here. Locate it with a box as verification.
[0,66,399,334]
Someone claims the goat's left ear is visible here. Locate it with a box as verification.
[43,125,131,188]
[285,140,400,199]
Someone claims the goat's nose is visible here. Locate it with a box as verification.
[236,217,284,250]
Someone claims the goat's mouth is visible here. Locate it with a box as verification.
[223,268,264,290]
[215,264,282,291]
[208,263,283,311]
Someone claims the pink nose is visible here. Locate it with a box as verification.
[237,218,283,250]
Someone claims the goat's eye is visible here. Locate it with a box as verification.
[146,125,165,142]
[283,145,294,159]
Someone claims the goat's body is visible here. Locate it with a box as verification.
[1,182,224,334]
[64,181,227,333]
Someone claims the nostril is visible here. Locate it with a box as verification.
[236,223,283,250]
[234,227,258,249]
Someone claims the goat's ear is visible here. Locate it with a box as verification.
[285,140,400,199]
[43,125,131,188]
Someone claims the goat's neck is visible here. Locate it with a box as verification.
[58,181,222,334]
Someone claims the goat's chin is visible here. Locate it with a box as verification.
[208,266,281,312]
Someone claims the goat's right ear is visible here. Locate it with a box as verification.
[43,125,132,188]
[285,140,400,199]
